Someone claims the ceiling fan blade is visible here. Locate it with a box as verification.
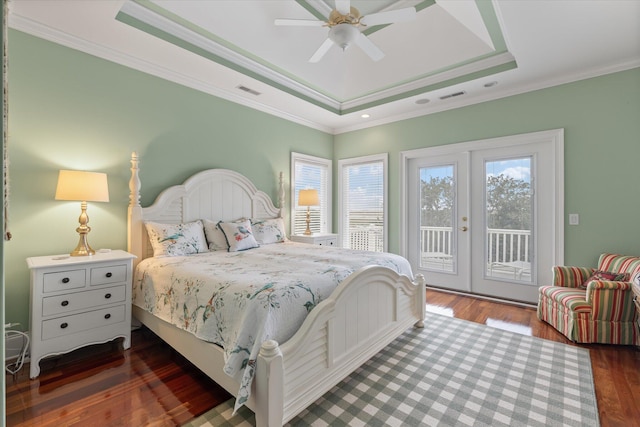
[309,38,335,63]
[355,32,384,61]
[335,0,351,15]
[275,19,326,27]
[360,7,416,26]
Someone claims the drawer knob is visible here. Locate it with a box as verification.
[104,313,111,320]
[60,322,68,329]
[61,300,69,307]
[105,293,112,299]
[62,277,70,284]
[105,272,113,278]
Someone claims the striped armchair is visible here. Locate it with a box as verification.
[537,253,640,344]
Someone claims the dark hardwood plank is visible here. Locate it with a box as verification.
[5,329,231,426]
[5,289,640,426]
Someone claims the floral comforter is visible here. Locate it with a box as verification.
[132,241,412,411]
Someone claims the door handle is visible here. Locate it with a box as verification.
[460,226,468,232]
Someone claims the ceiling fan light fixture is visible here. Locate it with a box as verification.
[329,23,360,51]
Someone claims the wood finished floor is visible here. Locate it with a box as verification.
[5,289,640,427]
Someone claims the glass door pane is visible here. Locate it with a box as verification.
[420,165,455,272]
[484,157,533,283]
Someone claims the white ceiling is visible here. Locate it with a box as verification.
[8,0,640,134]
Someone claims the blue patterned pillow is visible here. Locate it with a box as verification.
[251,218,287,245]
[144,220,208,257]
[218,219,259,252]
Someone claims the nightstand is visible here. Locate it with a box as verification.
[26,250,136,379]
[289,233,338,247]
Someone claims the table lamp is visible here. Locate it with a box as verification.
[298,189,319,236]
[55,170,109,256]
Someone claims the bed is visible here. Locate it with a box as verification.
[127,152,426,426]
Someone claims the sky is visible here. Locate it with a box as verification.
[421,157,532,183]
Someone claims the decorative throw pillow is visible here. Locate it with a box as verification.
[218,219,259,252]
[251,217,287,245]
[203,219,231,251]
[581,270,630,288]
[632,270,640,288]
[144,220,208,257]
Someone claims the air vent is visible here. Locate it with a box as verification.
[236,85,261,96]
[439,91,466,100]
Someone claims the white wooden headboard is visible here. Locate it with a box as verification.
[127,152,285,266]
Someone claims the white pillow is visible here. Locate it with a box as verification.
[144,220,208,257]
[203,219,230,251]
[251,217,287,245]
[218,219,259,252]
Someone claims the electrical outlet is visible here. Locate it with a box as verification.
[569,214,579,225]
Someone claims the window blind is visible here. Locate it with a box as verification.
[339,155,387,252]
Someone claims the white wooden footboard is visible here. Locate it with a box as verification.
[253,266,426,426]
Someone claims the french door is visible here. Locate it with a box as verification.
[402,130,564,304]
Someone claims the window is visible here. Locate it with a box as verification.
[339,154,387,252]
[291,152,331,235]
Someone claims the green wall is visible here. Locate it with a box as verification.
[334,67,640,262]
[5,28,640,332]
[5,30,333,329]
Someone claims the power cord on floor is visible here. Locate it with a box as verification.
[5,326,30,375]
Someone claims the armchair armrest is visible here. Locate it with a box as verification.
[552,266,595,288]
[586,280,635,321]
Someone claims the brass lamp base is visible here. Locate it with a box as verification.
[304,207,312,235]
[70,201,95,256]
[70,230,95,256]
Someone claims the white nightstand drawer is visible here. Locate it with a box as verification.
[41,305,126,340]
[316,237,336,246]
[289,233,339,247]
[43,269,86,293]
[42,285,126,317]
[90,264,128,286]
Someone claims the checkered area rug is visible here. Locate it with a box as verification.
[183,312,599,427]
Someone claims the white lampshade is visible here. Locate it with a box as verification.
[55,170,109,256]
[298,189,319,207]
[55,170,109,202]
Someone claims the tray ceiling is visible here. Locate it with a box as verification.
[116,0,515,114]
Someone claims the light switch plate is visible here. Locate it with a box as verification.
[569,214,579,225]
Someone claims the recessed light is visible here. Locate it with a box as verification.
[361,114,370,118]
[415,98,430,105]
[483,81,498,88]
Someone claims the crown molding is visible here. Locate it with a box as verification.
[334,58,640,134]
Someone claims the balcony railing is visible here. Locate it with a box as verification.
[421,226,532,280]
[348,224,384,252]
[344,224,531,281]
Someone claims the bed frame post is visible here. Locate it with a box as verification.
[255,340,284,427]
[128,151,143,268]
[278,171,285,218]
[414,273,426,328]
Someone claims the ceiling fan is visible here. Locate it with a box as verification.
[275,0,416,63]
